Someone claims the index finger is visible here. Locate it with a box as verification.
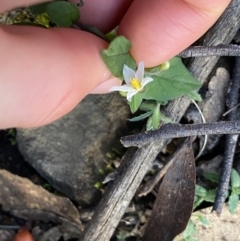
[118,0,231,66]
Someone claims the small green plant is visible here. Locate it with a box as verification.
[180,168,240,240]
[228,169,240,214]
[102,36,202,130]
[7,128,17,146]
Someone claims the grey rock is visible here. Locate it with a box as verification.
[17,93,130,206]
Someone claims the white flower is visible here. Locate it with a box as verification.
[109,61,153,101]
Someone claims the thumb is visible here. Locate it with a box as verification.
[118,0,231,66]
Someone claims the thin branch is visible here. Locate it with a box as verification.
[121,121,240,148]
[213,57,240,215]
[0,225,20,230]
[138,138,195,197]
[178,45,240,58]
[223,103,240,116]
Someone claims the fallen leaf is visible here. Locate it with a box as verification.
[0,170,83,239]
[143,138,196,241]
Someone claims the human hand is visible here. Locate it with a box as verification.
[0,0,230,128]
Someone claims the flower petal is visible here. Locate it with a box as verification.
[123,65,135,84]
[142,77,154,87]
[109,85,134,92]
[135,61,144,81]
[126,90,138,101]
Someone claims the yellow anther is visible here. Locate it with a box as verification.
[130,78,142,90]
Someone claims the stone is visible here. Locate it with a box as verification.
[16,93,130,206]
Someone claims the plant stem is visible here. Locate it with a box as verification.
[121,121,240,148]
[213,57,240,215]
[178,45,240,58]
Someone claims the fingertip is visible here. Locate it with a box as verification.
[118,0,231,66]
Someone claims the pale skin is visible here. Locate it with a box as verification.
[0,0,231,128]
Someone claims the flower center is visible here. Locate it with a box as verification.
[130,78,142,90]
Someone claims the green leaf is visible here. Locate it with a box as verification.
[197,215,210,226]
[235,189,240,195]
[139,101,156,111]
[128,92,144,113]
[195,184,207,197]
[185,90,202,101]
[146,116,153,131]
[128,111,153,122]
[152,103,161,129]
[159,112,172,123]
[204,189,217,203]
[228,193,239,214]
[143,57,201,103]
[182,220,195,239]
[46,1,80,27]
[101,36,136,79]
[231,169,240,188]
[203,172,220,183]
[105,29,117,42]
[29,2,49,15]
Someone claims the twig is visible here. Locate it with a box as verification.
[0,225,20,230]
[121,121,240,148]
[178,45,240,58]
[213,57,240,215]
[81,2,240,240]
[223,103,240,116]
[138,138,195,197]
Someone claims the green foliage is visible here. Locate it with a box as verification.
[195,184,207,197]
[194,184,217,210]
[228,193,239,214]
[181,220,197,241]
[128,111,153,122]
[129,92,144,113]
[228,169,240,214]
[143,57,201,103]
[152,103,161,129]
[185,90,202,102]
[202,172,220,183]
[30,1,80,27]
[194,169,240,214]
[231,168,240,189]
[101,36,136,79]
[101,36,202,128]
[29,2,49,14]
[139,101,156,111]
[197,215,210,226]
[128,57,201,116]
[181,169,240,241]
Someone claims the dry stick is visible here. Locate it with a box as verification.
[121,121,240,148]
[138,137,196,197]
[81,2,240,241]
[213,57,240,215]
[178,45,240,58]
